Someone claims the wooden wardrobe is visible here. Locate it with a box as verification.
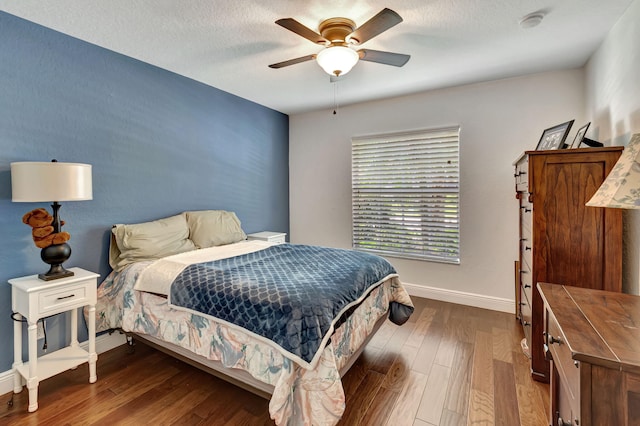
[514,147,623,382]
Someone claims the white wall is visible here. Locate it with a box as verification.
[586,0,640,295]
[290,69,585,311]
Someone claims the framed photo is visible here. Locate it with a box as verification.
[569,122,590,148]
[535,120,574,150]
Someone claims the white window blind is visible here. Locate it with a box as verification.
[351,127,460,263]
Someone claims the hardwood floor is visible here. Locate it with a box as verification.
[0,297,549,425]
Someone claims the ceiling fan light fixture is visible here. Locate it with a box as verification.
[316,46,359,76]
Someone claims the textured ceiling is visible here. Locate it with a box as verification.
[0,0,634,114]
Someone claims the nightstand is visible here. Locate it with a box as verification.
[9,267,99,412]
[247,231,287,244]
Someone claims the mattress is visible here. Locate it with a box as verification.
[90,241,414,425]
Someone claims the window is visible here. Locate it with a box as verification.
[351,127,460,263]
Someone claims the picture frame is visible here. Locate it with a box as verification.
[569,122,590,148]
[535,120,574,150]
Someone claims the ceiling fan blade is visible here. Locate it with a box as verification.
[358,49,410,67]
[269,54,316,69]
[348,8,403,45]
[275,18,328,45]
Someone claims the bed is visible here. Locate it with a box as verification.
[90,210,414,425]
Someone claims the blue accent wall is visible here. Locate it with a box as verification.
[0,12,289,372]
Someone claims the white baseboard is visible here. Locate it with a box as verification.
[0,331,127,397]
[403,282,515,314]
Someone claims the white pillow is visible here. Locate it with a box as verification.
[184,210,247,248]
[110,214,196,271]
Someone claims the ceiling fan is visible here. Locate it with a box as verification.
[268,8,410,78]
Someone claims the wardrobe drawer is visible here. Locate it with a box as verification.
[515,159,529,192]
[520,287,532,352]
[520,270,532,303]
[521,242,533,272]
[520,288,532,325]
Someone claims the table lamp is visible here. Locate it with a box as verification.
[587,133,640,209]
[11,160,93,280]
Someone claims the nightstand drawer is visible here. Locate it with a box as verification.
[39,282,89,316]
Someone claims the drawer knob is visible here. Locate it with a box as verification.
[522,321,531,327]
[557,416,572,426]
[548,335,563,345]
[525,246,531,251]
[523,284,531,288]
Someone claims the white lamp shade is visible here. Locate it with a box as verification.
[586,133,640,209]
[316,46,359,76]
[11,161,93,202]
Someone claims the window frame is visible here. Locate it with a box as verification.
[351,126,460,264]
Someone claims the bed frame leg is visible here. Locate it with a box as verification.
[125,333,136,354]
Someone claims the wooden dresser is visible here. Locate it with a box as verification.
[538,283,640,426]
[513,147,623,382]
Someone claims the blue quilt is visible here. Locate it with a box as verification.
[169,243,402,368]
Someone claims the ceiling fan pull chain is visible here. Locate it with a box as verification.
[333,80,339,115]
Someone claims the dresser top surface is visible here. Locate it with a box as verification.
[538,282,640,373]
[513,146,623,165]
[524,146,624,156]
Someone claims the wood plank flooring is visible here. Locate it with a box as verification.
[0,297,549,425]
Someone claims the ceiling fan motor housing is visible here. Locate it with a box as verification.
[318,18,357,45]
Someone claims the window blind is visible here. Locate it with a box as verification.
[351,127,460,263]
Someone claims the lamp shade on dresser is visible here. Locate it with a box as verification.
[513,147,623,382]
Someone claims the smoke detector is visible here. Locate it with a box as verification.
[519,12,545,29]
